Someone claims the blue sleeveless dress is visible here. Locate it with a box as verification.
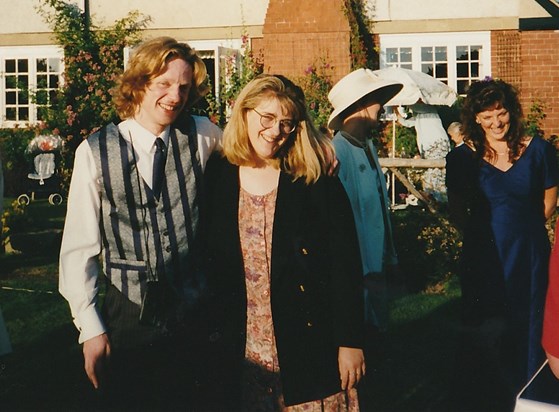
[478,136,558,386]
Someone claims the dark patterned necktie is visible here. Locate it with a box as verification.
[152,137,166,199]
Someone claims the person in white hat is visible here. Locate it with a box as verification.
[328,68,402,345]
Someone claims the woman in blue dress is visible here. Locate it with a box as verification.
[447,78,558,409]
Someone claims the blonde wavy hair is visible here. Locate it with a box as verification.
[222,74,333,184]
[113,36,208,119]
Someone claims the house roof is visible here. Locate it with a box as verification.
[520,0,559,29]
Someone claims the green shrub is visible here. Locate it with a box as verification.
[379,121,419,158]
[392,208,462,292]
[297,58,335,134]
[37,0,149,188]
[0,128,35,196]
[525,99,546,138]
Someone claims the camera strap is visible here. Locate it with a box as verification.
[129,130,157,283]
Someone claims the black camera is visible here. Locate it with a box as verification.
[139,281,166,327]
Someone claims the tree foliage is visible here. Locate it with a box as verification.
[297,58,335,134]
[37,0,150,153]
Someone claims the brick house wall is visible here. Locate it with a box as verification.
[491,30,522,87]
[520,30,559,137]
[258,2,559,137]
[262,0,351,83]
[468,29,559,137]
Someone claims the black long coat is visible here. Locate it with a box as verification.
[199,154,364,407]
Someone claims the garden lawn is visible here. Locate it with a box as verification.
[363,277,463,411]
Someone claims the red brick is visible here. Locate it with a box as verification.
[262,0,350,81]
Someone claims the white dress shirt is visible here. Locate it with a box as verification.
[59,117,222,343]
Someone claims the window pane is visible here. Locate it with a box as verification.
[435,46,447,61]
[5,107,16,120]
[435,63,447,78]
[49,90,58,103]
[402,63,413,70]
[5,75,16,89]
[456,46,468,61]
[49,58,60,72]
[49,74,59,88]
[36,90,48,105]
[421,47,433,61]
[18,75,28,89]
[6,91,16,104]
[471,62,479,77]
[18,91,28,104]
[37,58,47,72]
[37,75,48,88]
[19,107,29,121]
[401,48,412,62]
[387,48,398,63]
[471,46,481,60]
[5,59,15,73]
[18,59,28,73]
[422,64,433,76]
[457,79,470,95]
[457,62,469,77]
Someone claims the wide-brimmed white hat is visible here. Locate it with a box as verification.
[328,68,403,130]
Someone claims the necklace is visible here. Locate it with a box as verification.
[493,147,509,156]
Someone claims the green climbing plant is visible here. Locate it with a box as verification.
[36,0,150,190]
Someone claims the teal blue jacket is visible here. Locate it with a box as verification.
[333,132,397,276]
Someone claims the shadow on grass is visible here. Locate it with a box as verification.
[0,321,96,411]
[0,252,58,279]
[0,245,493,412]
[359,291,465,412]
[0,283,96,411]
[360,277,513,412]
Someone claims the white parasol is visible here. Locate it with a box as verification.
[373,67,458,107]
[373,67,458,206]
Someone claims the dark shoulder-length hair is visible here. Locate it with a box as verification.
[461,78,524,163]
[113,36,208,119]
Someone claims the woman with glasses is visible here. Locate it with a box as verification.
[199,74,364,410]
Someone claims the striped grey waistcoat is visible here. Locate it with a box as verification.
[88,117,203,307]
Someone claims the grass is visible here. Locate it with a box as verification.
[360,278,463,411]
[0,198,469,411]
[0,198,90,410]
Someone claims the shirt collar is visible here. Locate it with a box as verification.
[119,119,170,152]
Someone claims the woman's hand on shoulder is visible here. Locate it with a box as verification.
[320,141,339,176]
[338,346,365,390]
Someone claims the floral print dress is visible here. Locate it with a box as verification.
[238,186,359,412]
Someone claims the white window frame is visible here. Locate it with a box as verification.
[379,32,491,95]
[186,39,243,103]
[125,38,243,104]
[0,45,63,128]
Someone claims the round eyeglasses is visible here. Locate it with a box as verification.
[252,108,297,135]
